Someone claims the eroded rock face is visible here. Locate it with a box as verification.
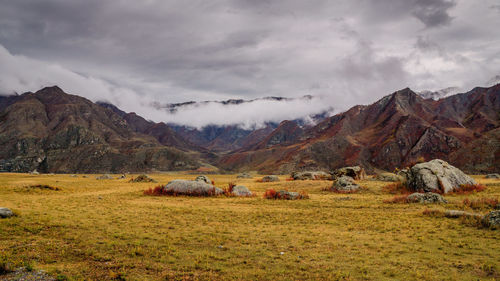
[332,166,366,180]
[262,175,279,182]
[163,180,222,196]
[195,175,211,184]
[406,159,476,193]
[482,210,500,229]
[291,171,331,180]
[0,207,14,218]
[331,176,360,193]
[406,192,447,204]
[231,185,252,197]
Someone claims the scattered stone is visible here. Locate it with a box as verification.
[195,175,211,184]
[261,175,279,182]
[231,185,253,197]
[162,180,223,196]
[291,171,331,180]
[237,172,253,179]
[330,176,360,193]
[444,210,482,219]
[334,196,353,201]
[117,174,126,179]
[129,174,156,183]
[332,166,366,180]
[485,173,500,179]
[82,175,88,178]
[0,267,55,281]
[70,174,78,177]
[406,159,476,193]
[29,170,39,175]
[374,172,401,182]
[277,190,306,200]
[406,192,447,204]
[96,174,113,180]
[482,210,500,229]
[0,207,14,218]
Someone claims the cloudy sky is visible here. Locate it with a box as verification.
[0,0,499,128]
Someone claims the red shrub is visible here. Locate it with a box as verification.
[383,194,409,204]
[143,185,219,197]
[422,208,444,217]
[263,189,278,199]
[452,184,486,194]
[223,182,237,196]
[143,185,164,196]
[285,177,294,181]
[382,182,411,194]
[462,197,498,209]
[263,189,309,200]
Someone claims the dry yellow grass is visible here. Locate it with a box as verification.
[1,173,499,280]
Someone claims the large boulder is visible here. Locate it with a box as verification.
[237,173,253,179]
[129,174,157,183]
[374,172,402,182]
[262,175,279,182]
[195,175,212,184]
[406,192,447,204]
[406,159,476,194]
[331,176,360,193]
[291,171,331,180]
[482,210,500,229]
[332,166,366,180]
[231,185,253,197]
[485,173,500,179]
[163,180,223,196]
[0,207,14,218]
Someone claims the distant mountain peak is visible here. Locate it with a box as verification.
[417,86,460,100]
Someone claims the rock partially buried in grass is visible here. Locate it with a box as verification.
[332,166,366,180]
[195,175,211,184]
[406,159,476,194]
[482,210,500,229]
[331,176,360,193]
[262,175,279,182]
[291,171,331,180]
[444,210,483,219]
[129,174,157,183]
[29,170,39,175]
[406,192,447,204]
[237,172,252,179]
[163,180,223,196]
[485,173,500,179]
[374,173,401,182]
[231,185,252,197]
[96,174,113,180]
[264,189,308,200]
[0,207,14,218]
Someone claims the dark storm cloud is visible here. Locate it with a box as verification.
[0,0,499,127]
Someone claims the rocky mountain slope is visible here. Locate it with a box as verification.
[219,85,500,174]
[0,86,200,173]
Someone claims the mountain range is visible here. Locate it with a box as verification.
[0,84,498,174]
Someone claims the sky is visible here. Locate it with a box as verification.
[0,0,499,128]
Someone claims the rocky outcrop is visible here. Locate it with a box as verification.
[482,211,500,229]
[406,159,476,193]
[195,175,211,184]
[162,180,223,196]
[406,192,447,204]
[331,176,360,193]
[332,166,366,180]
[129,174,157,183]
[291,171,331,180]
[231,185,253,197]
[261,175,279,182]
[0,207,14,218]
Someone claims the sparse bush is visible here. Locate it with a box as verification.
[143,185,220,197]
[383,194,409,204]
[382,182,410,194]
[143,185,164,196]
[222,182,237,196]
[462,197,498,210]
[25,184,60,191]
[263,189,278,199]
[422,208,444,217]
[452,184,486,194]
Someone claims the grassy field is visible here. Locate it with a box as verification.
[0,173,499,280]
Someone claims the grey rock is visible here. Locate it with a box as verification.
[275,190,306,200]
[163,180,223,196]
[117,174,126,179]
[406,159,476,193]
[485,173,500,179]
[291,171,331,180]
[444,210,482,219]
[331,176,360,192]
[236,172,253,179]
[0,207,14,218]
[231,185,253,197]
[96,174,113,180]
[262,175,279,182]
[332,166,366,180]
[70,174,78,177]
[482,210,500,229]
[406,192,447,204]
[29,169,39,175]
[195,175,211,184]
[374,172,402,182]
